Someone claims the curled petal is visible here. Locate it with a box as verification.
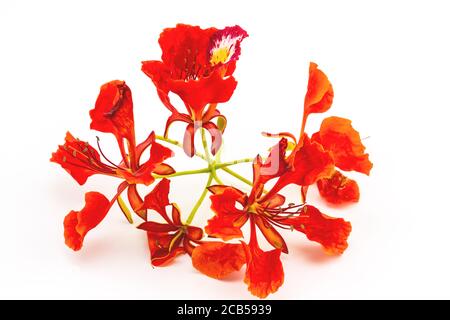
[89,80,135,143]
[63,192,110,251]
[304,62,334,117]
[192,242,246,279]
[317,170,360,204]
[287,205,352,255]
[312,116,373,175]
[243,241,284,299]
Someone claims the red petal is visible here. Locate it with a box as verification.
[141,61,175,112]
[317,170,360,204]
[137,221,178,233]
[206,187,248,240]
[146,231,185,266]
[148,140,174,166]
[127,184,147,220]
[254,216,288,253]
[158,24,216,80]
[170,70,237,119]
[242,241,284,299]
[89,80,135,144]
[186,226,203,241]
[287,205,352,255]
[152,163,176,175]
[135,131,155,164]
[63,192,110,251]
[50,132,111,185]
[192,242,246,279]
[264,136,334,199]
[312,116,373,175]
[304,62,334,117]
[171,204,182,226]
[142,179,170,221]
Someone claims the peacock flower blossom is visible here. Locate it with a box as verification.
[142,24,248,157]
[51,81,174,249]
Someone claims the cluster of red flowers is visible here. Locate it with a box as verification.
[51,24,372,298]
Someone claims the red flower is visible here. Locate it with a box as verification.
[142,24,248,157]
[260,136,335,199]
[317,170,360,204]
[63,192,111,251]
[206,157,288,253]
[52,81,176,250]
[311,116,373,175]
[138,179,203,266]
[284,205,352,255]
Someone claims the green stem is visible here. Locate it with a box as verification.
[201,128,224,185]
[153,167,210,179]
[220,167,253,187]
[215,158,253,168]
[185,173,214,225]
[155,135,207,160]
[156,134,254,187]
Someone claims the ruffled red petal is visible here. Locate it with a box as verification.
[304,62,334,116]
[317,170,360,204]
[192,242,246,279]
[312,116,373,175]
[159,24,217,80]
[287,205,352,255]
[63,192,110,251]
[89,80,135,144]
[242,241,284,299]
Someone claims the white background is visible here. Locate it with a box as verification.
[1,0,450,299]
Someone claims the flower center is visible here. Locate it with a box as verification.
[210,47,231,66]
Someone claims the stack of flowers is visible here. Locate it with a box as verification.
[51,24,372,298]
